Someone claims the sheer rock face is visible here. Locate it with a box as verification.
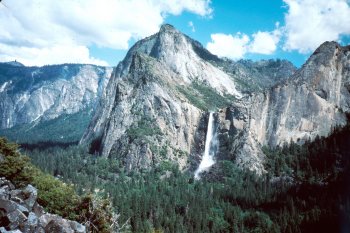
[82,25,349,175]
[216,42,350,174]
[0,63,111,129]
[82,53,203,171]
[81,25,297,172]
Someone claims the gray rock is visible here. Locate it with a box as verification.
[0,179,86,233]
[44,219,74,233]
[0,188,9,200]
[0,227,23,233]
[0,178,15,190]
[21,185,37,210]
[6,209,27,230]
[32,202,45,218]
[0,199,20,213]
[16,205,29,217]
[40,214,85,233]
[27,212,37,226]
[38,213,59,228]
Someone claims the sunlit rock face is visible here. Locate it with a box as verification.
[0,63,111,129]
[216,42,350,174]
[81,24,297,173]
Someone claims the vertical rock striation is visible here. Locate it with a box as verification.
[216,42,350,174]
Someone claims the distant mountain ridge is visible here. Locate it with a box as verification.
[0,62,112,144]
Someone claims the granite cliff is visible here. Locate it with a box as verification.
[215,42,350,173]
[0,63,112,144]
[81,24,297,173]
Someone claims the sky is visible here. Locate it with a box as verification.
[0,0,350,67]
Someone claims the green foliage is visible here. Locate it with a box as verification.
[77,194,119,233]
[0,137,35,187]
[0,137,116,232]
[0,108,93,144]
[33,173,79,218]
[126,116,162,141]
[24,115,350,232]
[177,81,236,111]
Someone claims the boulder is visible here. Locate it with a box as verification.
[0,178,86,233]
[21,185,37,210]
[0,227,23,233]
[6,209,27,230]
[44,219,74,233]
[32,203,45,217]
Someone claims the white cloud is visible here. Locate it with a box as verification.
[283,0,350,53]
[249,28,281,55]
[157,0,212,16]
[207,33,250,59]
[207,28,281,59]
[0,0,212,66]
[0,43,109,67]
[188,21,196,32]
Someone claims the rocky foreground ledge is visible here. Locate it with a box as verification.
[0,177,86,233]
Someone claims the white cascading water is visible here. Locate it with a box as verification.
[194,112,218,179]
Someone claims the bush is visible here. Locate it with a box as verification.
[0,137,117,232]
[0,137,35,187]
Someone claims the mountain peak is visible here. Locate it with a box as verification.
[159,24,177,33]
[312,41,340,55]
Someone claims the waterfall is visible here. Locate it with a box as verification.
[194,112,218,179]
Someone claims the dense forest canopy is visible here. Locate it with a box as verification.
[22,116,350,233]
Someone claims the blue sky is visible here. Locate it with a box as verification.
[1,0,350,67]
[164,0,308,66]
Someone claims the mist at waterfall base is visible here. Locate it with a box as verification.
[194,112,218,179]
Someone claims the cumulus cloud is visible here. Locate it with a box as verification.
[0,0,212,66]
[207,27,281,59]
[0,43,109,66]
[283,0,350,53]
[207,0,350,59]
[249,28,281,55]
[207,33,250,59]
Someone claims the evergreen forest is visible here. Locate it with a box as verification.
[18,116,350,233]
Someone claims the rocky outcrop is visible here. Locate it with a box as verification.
[216,42,350,174]
[0,177,85,233]
[0,63,112,129]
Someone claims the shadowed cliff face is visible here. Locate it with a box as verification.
[216,42,350,174]
[82,25,350,175]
